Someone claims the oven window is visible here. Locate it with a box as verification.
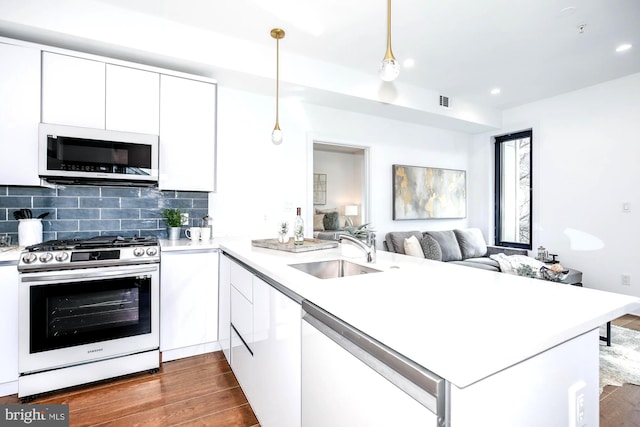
[30,276,152,353]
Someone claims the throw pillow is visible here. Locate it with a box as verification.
[424,230,463,262]
[453,228,487,259]
[403,235,424,258]
[323,211,340,231]
[313,214,325,231]
[385,231,423,254]
[420,235,442,261]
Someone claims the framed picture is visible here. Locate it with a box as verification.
[392,164,466,220]
[313,173,327,205]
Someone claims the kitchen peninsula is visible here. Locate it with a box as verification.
[220,239,640,427]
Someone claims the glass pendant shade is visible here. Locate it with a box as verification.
[379,58,400,81]
[271,127,283,145]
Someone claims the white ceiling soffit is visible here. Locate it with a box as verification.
[1,0,639,133]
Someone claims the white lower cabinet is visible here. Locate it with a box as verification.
[252,277,301,427]
[160,249,219,362]
[301,318,438,427]
[218,254,231,363]
[225,256,301,427]
[0,264,19,396]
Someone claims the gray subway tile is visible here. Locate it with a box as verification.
[57,209,100,220]
[159,199,191,209]
[33,197,78,208]
[101,187,140,198]
[57,231,94,240]
[0,196,33,208]
[57,186,100,197]
[8,187,56,196]
[48,220,79,232]
[102,208,139,219]
[176,191,209,199]
[193,199,208,209]
[121,197,160,209]
[80,198,120,208]
[121,219,158,230]
[140,209,162,219]
[79,219,121,231]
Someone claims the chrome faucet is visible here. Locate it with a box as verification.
[339,233,376,263]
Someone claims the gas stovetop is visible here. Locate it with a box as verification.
[19,235,160,272]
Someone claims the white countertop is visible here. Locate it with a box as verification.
[159,238,220,251]
[220,239,640,388]
[0,246,22,264]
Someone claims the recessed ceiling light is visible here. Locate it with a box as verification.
[403,58,415,68]
[490,88,501,95]
[616,44,632,53]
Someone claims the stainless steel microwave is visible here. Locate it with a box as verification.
[38,123,159,185]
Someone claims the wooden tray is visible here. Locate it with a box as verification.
[251,238,338,253]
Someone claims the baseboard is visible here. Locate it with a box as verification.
[0,380,18,398]
[161,342,221,362]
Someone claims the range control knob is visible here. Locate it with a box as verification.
[133,247,145,257]
[55,252,69,262]
[146,247,157,256]
[39,252,54,263]
[22,252,37,264]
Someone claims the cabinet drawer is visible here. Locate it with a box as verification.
[230,260,253,302]
[231,287,253,350]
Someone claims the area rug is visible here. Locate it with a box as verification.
[599,324,640,393]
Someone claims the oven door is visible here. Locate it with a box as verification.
[19,264,159,375]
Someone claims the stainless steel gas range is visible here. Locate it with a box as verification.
[17,236,160,400]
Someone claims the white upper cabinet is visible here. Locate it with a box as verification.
[42,53,160,135]
[159,74,217,192]
[42,52,106,129]
[106,64,160,135]
[0,42,40,186]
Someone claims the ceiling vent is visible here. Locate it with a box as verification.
[439,95,450,108]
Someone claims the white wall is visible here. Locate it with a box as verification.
[210,86,475,244]
[472,73,640,298]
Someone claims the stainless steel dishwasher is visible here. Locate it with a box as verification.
[301,300,448,427]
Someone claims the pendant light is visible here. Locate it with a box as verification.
[379,0,400,82]
[271,28,285,145]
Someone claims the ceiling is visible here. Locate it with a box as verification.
[89,0,640,110]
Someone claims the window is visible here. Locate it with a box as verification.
[494,130,532,249]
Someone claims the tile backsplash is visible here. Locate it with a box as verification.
[0,185,209,243]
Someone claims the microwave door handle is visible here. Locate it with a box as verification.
[21,266,158,284]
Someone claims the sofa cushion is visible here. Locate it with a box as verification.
[453,228,488,259]
[323,211,340,230]
[385,231,423,255]
[425,230,462,262]
[420,235,442,261]
[403,235,424,258]
[450,259,500,272]
[459,257,500,271]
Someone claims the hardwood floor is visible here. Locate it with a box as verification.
[600,314,640,427]
[0,351,259,426]
[2,316,638,426]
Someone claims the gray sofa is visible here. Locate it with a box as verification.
[383,228,528,272]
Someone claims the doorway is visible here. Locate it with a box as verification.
[310,141,369,231]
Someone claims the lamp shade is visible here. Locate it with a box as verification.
[344,205,358,217]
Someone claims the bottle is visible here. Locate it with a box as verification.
[294,207,304,245]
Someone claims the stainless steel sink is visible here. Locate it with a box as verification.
[289,259,381,279]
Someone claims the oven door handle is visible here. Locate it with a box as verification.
[21,266,158,283]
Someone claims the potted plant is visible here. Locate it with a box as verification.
[162,208,183,240]
[343,217,374,241]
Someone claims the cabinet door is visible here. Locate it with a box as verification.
[230,285,253,398]
[159,75,216,191]
[252,277,301,427]
[106,64,159,134]
[0,265,19,390]
[160,250,219,354]
[218,254,231,363]
[302,319,438,427]
[0,43,40,186]
[41,52,106,128]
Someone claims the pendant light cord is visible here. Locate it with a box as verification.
[384,0,395,60]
